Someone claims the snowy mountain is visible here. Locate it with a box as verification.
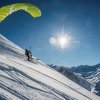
[0,34,100,100]
[48,64,92,91]
[71,64,100,96]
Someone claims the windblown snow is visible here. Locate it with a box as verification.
[0,34,99,100]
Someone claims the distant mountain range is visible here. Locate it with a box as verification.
[48,64,92,91]
[49,64,100,96]
[71,64,100,96]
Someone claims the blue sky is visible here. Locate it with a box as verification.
[0,0,100,67]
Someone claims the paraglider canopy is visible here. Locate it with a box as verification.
[0,3,41,22]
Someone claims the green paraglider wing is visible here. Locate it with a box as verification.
[0,3,41,22]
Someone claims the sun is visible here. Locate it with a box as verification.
[58,36,67,48]
[58,34,71,49]
[49,32,72,49]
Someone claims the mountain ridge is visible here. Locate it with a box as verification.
[48,64,92,91]
[71,64,100,96]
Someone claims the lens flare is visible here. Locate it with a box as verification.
[49,32,72,49]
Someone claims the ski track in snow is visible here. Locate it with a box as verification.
[0,55,76,100]
[0,34,100,100]
[2,55,92,100]
[0,58,75,100]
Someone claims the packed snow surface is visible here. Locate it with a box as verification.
[0,34,100,100]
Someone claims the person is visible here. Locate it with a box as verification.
[28,50,32,61]
[25,49,29,57]
[25,49,32,61]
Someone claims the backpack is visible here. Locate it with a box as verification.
[25,49,29,56]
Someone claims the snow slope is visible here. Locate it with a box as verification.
[0,34,100,100]
[86,68,100,85]
[49,64,92,91]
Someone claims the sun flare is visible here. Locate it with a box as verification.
[58,36,67,48]
[49,32,72,49]
[58,34,71,49]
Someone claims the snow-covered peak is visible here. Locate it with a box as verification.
[0,34,9,41]
[0,34,24,53]
[49,64,92,91]
[71,64,100,96]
